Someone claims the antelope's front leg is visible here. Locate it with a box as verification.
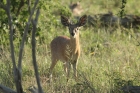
[72,60,77,80]
[63,62,71,81]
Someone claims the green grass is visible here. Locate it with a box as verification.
[1,28,140,93]
[1,0,140,93]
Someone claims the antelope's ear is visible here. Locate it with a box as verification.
[77,15,87,26]
[61,15,70,26]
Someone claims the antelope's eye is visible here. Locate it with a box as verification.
[75,28,79,31]
[77,28,79,30]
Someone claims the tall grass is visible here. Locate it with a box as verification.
[1,27,140,92]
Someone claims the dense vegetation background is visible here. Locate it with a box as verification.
[0,0,140,92]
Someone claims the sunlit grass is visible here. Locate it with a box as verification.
[1,25,140,93]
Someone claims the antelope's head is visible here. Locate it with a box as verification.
[61,15,87,38]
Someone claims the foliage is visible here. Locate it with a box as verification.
[120,0,127,17]
[0,0,72,45]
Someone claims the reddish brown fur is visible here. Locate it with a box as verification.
[50,35,80,63]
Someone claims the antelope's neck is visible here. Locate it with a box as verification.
[70,34,80,53]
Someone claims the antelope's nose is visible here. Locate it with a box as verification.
[71,32,75,36]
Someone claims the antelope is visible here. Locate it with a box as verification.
[48,15,87,81]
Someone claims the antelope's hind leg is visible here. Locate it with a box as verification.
[48,58,58,80]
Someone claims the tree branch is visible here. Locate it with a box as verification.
[0,1,6,10]
[0,0,42,92]
[27,0,31,15]
[17,0,39,74]
[2,0,24,92]
[31,8,44,93]
[0,84,17,93]
[16,0,25,16]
